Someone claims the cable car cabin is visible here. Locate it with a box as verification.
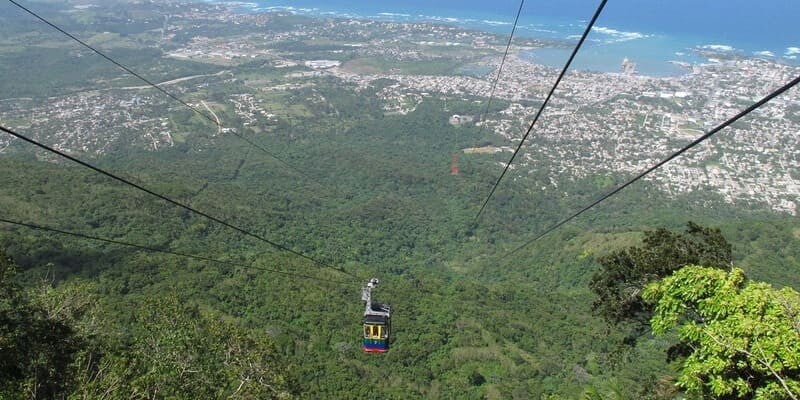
[362,278,391,353]
[363,305,391,352]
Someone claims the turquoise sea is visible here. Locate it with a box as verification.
[222,0,800,76]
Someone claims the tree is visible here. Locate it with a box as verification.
[643,265,800,399]
[0,250,84,400]
[72,294,294,399]
[589,222,732,339]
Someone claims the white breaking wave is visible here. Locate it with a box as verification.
[699,44,736,52]
[786,47,800,55]
[417,15,462,23]
[482,20,512,26]
[377,12,410,17]
[754,50,775,57]
[520,25,557,34]
[591,26,651,43]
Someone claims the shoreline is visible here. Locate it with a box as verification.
[210,0,798,78]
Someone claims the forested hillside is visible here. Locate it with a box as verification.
[2,106,798,398]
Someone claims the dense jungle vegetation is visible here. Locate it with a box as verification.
[2,96,799,398]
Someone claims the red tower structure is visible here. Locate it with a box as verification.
[450,152,459,175]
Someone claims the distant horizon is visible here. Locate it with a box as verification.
[219,0,800,76]
[223,0,798,50]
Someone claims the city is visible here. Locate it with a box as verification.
[0,1,797,214]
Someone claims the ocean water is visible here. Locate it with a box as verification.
[224,0,800,76]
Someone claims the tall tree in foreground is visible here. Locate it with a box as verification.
[72,294,296,399]
[643,265,800,399]
[0,250,83,399]
[589,222,732,340]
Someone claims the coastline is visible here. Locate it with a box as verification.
[213,0,799,77]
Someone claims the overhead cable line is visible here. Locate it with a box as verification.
[499,73,800,260]
[0,124,360,280]
[475,0,526,126]
[0,217,355,285]
[6,0,322,188]
[474,0,609,221]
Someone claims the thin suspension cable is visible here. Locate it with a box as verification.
[0,124,360,280]
[0,217,355,285]
[6,0,322,188]
[475,0,609,221]
[499,73,800,260]
[476,0,525,126]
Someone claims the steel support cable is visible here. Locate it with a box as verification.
[6,0,326,190]
[474,0,609,221]
[0,217,355,285]
[0,124,360,280]
[498,73,800,260]
[476,0,526,127]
